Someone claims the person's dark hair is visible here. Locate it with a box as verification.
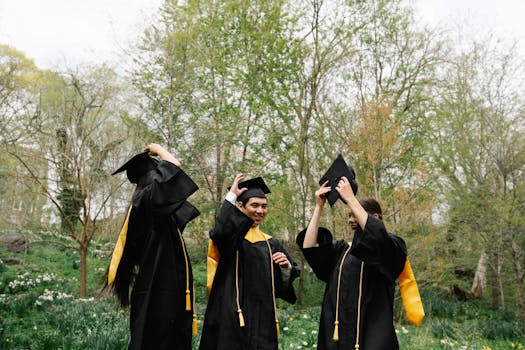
[238,194,267,206]
[358,197,383,220]
[136,168,157,190]
[112,168,158,306]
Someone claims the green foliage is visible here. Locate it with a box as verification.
[278,306,321,349]
[422,288,462,319]
[479,309,525,341]
[2,239,525,349]
[2,0,525,346]
[294,262,325,307]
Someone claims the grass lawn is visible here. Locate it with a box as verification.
[1,232,523,349]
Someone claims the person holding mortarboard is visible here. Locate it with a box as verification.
[106,143,200,350]
[199,173,300,350]
[296,154,424,350]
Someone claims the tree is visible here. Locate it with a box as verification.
[0,45,41,145]
[431,35,525,317]
[128,0,447,306]
[5,64,131,296]
[0,46,49,230]
[130,0,306,218]
[328,0,441,230]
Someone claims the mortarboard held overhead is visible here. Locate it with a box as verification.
[319,154,358,206]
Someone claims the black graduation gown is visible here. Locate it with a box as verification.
[199,201,300,350]
[116,161,200,350]
[296,214,407,350]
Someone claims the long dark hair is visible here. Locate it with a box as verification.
[112,168,158,306]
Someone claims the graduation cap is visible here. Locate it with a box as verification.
[232,177,271,203]
[112,151,159,184]
[319,154,358,206]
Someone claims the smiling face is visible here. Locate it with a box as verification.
[238,197,268,227]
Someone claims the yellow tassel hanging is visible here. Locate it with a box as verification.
[354,345,360,349]
[185,290,191,311]
[332,321,339,341]
[192,314,198,335]
[275,319,280,337]
[237,309,245,327]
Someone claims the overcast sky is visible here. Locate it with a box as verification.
[0,0,163,69]
[0,0,524,70]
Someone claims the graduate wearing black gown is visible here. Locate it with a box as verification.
[297,176,407,350]
[107,144,200,350]
[200,174,300,350]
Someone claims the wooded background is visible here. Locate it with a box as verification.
[1,0,524,327]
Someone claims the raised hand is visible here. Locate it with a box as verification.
[335,176,355,204]
[145,143,181,167]
[315,180,331,207]
[230,173,248,197]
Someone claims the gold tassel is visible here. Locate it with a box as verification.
[192,284,198,335]
[237,309,245,327]
[192,314,198,335]
[275,319,280,337]
[332,321,339,341]
[354,345,360,349]
[185,290,191,311]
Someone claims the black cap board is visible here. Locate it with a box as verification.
[319,154,358,206]
[112,151,159,184]
[229,177,271,203]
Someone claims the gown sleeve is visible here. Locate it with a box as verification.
[209,200,254,256]
[148,161,200,230]
[270,239,300,304]
[296,227,337,283]
[350,214,407,280]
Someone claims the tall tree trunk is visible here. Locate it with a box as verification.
[79,244,87,297]
[511,240,524,326]
[471,252,487,298]
[489,251,500,310]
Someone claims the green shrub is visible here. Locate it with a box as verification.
[480,309,524,340]
[2,233,525,349]
[0,260,6,274]
[431,318,460,340]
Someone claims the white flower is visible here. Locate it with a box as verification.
[78,297,94,302]
[41,274,54,282]
[283,327,289,331]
